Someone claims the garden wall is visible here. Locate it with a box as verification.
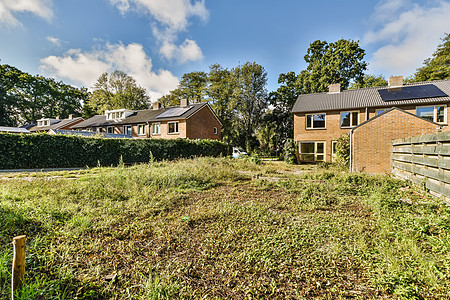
[392,131,450,200]
[0,133,230,169]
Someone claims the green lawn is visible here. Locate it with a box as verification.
[1,157,450,299]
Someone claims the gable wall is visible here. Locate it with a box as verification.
[186,106,221,140]
[352,109,440,173]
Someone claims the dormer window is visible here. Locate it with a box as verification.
[105,109,134,121]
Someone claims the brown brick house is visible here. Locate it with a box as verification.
[26,115,84,133]
[292,77,450,168]
[71,101,222,140]
[351,108,441,173]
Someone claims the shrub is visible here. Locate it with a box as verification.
[334,133,350,168]
[283,138,297,164]
[0,133,230,169]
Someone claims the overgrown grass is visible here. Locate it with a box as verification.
[1,157,450,299]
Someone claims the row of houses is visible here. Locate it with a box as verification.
[5,100,222,141]
[292,76,450,173]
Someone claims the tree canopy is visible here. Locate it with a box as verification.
[84,70,150,117]
[298,39,367,93]
[413,33,450,82]
[0,64,86,126]
[349,74,388,89]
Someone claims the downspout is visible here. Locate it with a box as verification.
[365,107,369,122]
[349,128,354,172]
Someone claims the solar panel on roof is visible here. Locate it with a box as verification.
[378,84,447,102]
[156,106,193,118]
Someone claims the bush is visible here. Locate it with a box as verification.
[283,138,297,164]
[0,133,230,169]
[334,133,350,168]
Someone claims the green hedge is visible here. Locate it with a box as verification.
[0,133,230,169]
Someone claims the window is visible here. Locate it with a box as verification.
[123,125,132,135]
[138,124,146,135]
[305,113,326,129]
[416,105,446,123]
[298,141,326,162]
[168,122,179,134]
[331,141,338,162]
[152,123,160,135]
[376,109,388,115]
[214,127,218,135]
[107,126,114,134]
[340,111,359,128]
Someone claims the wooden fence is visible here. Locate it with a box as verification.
[392,131,450,200]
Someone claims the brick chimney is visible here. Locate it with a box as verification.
[388,76,403,87]
[68,114,73,120]
[152,102,161,110]
[328,83,340,93]
[180,99,188,107]
[55,115,60,120]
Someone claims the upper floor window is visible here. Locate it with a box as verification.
[214,127,218,135]
[340,111,359,128]
[416,105,446,123]
[306,113,326,129]
[168,122,179,134]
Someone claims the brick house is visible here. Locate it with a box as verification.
[292,77,450,168]
[71,100,222,140]
[26,115,84,133]
[351,108,441,173]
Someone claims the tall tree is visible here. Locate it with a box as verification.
[0,64,86,126]
[268,71,301,151]
[413,33,450,82]
[207,64,234,143]
[156,71,208,106]
[298,39,367,93]
[85,70,150,116]
[231,62,268,151]
[349,74,388,89]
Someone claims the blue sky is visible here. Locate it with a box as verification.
[1,0,450,100]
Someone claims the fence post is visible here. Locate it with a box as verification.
[11,235,26,299]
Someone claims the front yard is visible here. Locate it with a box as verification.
[1,158,450,299]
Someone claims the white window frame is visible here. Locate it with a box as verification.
[340,111,359,128]
[137,124,146,136]
[152,123,161,135]
[213,127,218,135]
[298,141,326,162]
[331,140,338,162]
[168,121,179,134]
[123,125,132,135]
[107,126,114,134]
[416,105,447,124]
[305,113,326,129]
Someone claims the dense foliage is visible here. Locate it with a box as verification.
[334,133,350,168]
[0,133,229,169]
[0,64,87,126]
[83,70,151,118]
[413,33,450,82]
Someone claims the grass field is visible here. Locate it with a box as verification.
[1,157,450,299]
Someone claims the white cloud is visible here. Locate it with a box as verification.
[110,0,208,63]
[160,39,203,63]
[0,0,53,26]
[46,36,61,46]
[40,43,179,100]
[364,0,450,76]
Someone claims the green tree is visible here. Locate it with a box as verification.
[298,39,367,93]
[156,71,207,106]
[207,64,234,144]
[85,70,150,116]
[0,64,86,126]
[231,62,268,152]
[349,74,388,89]
[413,33,450,82]
[256,121,276,155]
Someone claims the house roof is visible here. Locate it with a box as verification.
[27,117,84,132]
[50,129,132,139]
[72,102,214,128]
[0,126,31,134]
[351,107,442,131]
[292,79,450,113]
